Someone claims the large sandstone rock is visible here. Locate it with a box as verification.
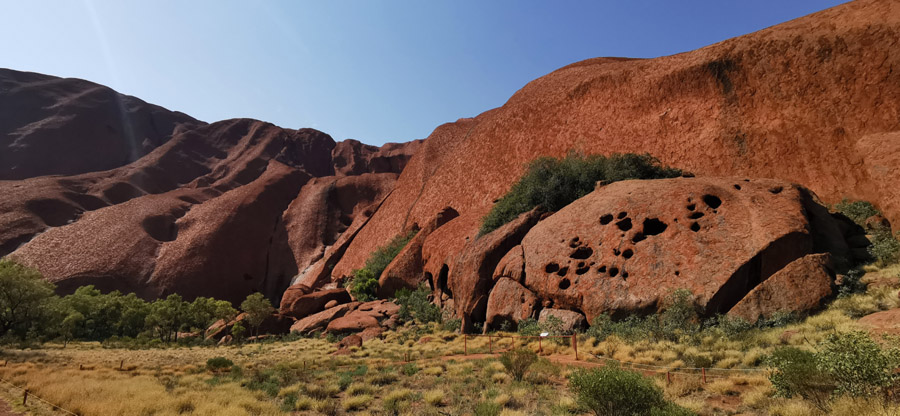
[326,312,380,333]
[519,178,846,323]
[484,278,538,330]
[729,254,834,322]
[335,0,900,282]
[290,302,360,334]
[538,308,587,333]
[331,139,421,177]
[281,288,352,319]
[448,209,544,332]
[493,245,525,283]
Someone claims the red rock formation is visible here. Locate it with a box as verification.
[378,207,459,297]
[281,288,352,319]
[729,253,834,321]
[331,139,421,176]
[518,178,846,324]
[337,0,900,281]
[0,69,201,180]
[484,277,538,329]
[290,302,360,334]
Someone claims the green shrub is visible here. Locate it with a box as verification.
[442,318,461,332]
[658,289,701,341]
[568,364,674,416]
[396,283,441,324]
[401,362,419,376]
[767,347,834,411]
[869,229,900,267]
[347,230,417,301]
[499,348,538,381]
[479,152,683,236]
[516,318,542,336]
[817,331,900,397]
[206,356,234,372]
[832,199,880,227]
[473,401,502,416]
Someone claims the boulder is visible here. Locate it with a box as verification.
[493,245,525,283]
[326,312,380,333]
[281,288,351,319]
[356,299,400,318]
[359,326,384,342]
[728,254,834,322]
[484,278,538,331]
[449,209,544,333]
[859,309,900,337]
[217,335,233,346]
[539,308,587,333]
[337,334,363,349]
[378,207,459,297]
[289,302,360,334]
[520,178,846,323]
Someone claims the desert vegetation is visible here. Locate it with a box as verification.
[346,230,417,301]
[479,152,683,235]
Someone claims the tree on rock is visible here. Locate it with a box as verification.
[241,293,274,338]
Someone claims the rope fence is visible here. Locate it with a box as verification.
[0,372,78,416]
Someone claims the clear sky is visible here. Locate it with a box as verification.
[1,1,846,146]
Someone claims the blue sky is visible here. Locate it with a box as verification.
[1,1,846,146]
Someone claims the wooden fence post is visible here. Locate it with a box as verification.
[702,367,707,384]
[489,335,492,354]
[120,359,124,370]
[464,334,467,356]
[572,334,578,360]
[22,389,28,406]
[666,371,671,384]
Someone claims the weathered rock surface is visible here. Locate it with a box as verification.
[281,288,352,319]
[290,302,360,334]
[484,277,538,330]
[326,312,380,333]
[859,308,900,336]
[0,68,200,180]
[728,253,834,322]
[336,0,900,282]
[519,178,846,323]
[378,207,459,297]
[331,139,421,177]
[538,308,587,333]
[493,245,525,283]
[448,209,543,332]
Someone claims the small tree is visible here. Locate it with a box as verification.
[240,293,274,338]
[231,321,246,341]
[0,259,57,340]
[59,311,84,347]
[499,348,538,381]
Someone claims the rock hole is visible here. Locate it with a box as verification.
[609,267,619,277]
[675,270,680,276]
[733,184,742,190]
[598,265,607,273]
[141,215,178,242]
[545,263,560,273]
[599,214,613,225]
[622,249,633,259]
[702,194,722,209]
[613,248,621,256]
[615,218,632,231]
[686,204,696,211]
[688,212,705,219]
[558,278,571,290]
[769,186,783,194]
[622,271,629,279]
[570,246,593,259]
[690,222,701,232]
[575,265,590,275]
[632,233,646,243]
[642,218,668,236]
[617,212,628,219]
[557,266,569,277]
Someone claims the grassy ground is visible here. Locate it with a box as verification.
[1,267,899,416]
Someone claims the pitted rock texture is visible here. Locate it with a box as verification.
[518,178,846,324]
[335,0,900,280]
[728,253,834,321]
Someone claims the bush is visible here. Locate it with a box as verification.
[832,199,880,227]
[347,230,417,301]
[569,364,677,416]
[206,356,234,372]
[516,318,542,337]
[479,152,683,236]
[396,283,441,324]
[869,229,900,267]
[768,332,900,411]
[499,348,538,381]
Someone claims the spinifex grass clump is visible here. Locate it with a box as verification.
[479,152,683,236]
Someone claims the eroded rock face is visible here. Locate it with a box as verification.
[378,207,460,297]
[729,253,834,321]
[484,277,538,330]
[281,288,352,319]
[519,178,846,323]
[336,0,900,282]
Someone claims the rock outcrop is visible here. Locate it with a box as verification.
[728,253,835,322]
[335,0,900,284]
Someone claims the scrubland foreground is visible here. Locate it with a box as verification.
[0,264,898,416]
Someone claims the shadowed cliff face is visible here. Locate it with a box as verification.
[333,0,900,280]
